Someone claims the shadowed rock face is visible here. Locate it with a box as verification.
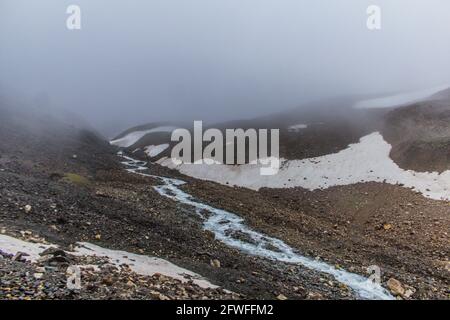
[382,94,450,173]
[0,102,118,177]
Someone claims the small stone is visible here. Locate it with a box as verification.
[95,234,101,240]
[40,248,66,257]
[235,278,245,284]
[12,252,29,262]
[210,259,221,268]
[307,292,323,300]
[102,276,114,286]
[33,273,44,279]
[95,191,108,198]
[383,223,393,230]
[153,273,169,282]
[24,205,32,213]
[403,285,416,298]
[276,294,288,300]
[436,260,450,272]
[387,278,405,296]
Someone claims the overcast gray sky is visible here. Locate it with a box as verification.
[1,0,450,136]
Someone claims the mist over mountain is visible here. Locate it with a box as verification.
[1,0,450,136]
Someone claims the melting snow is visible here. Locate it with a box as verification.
[0,235,54,262]
[353,85,449,109]
[74,242,216,288]
[144,144,170,157]
[0,234,216,289]
[110,126,177,148]
[159,132,450,201]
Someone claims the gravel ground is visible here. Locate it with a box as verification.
[1,101,448,300]
[0,248,239,300]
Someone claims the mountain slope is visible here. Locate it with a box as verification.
[107,89,450,299]
[1,100,382,299]
[382,89,450,173]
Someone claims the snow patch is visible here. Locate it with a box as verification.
[74,242,216,289]
[160,132,450,201]
[144,144,170,158]
[110,126,176,148]
[0,235,54,262]
[288,124,308,132]
[0,234,216,289]
[353,85,450,109]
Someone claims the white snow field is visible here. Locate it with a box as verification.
[353,85,449,109]
[110,126,177,148]
[157,132,450,201]
[0,234,216,289]
[144,144,170,157]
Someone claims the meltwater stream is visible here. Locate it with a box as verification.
[121,155,393,300]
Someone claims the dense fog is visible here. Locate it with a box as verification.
[1,0,450,136]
